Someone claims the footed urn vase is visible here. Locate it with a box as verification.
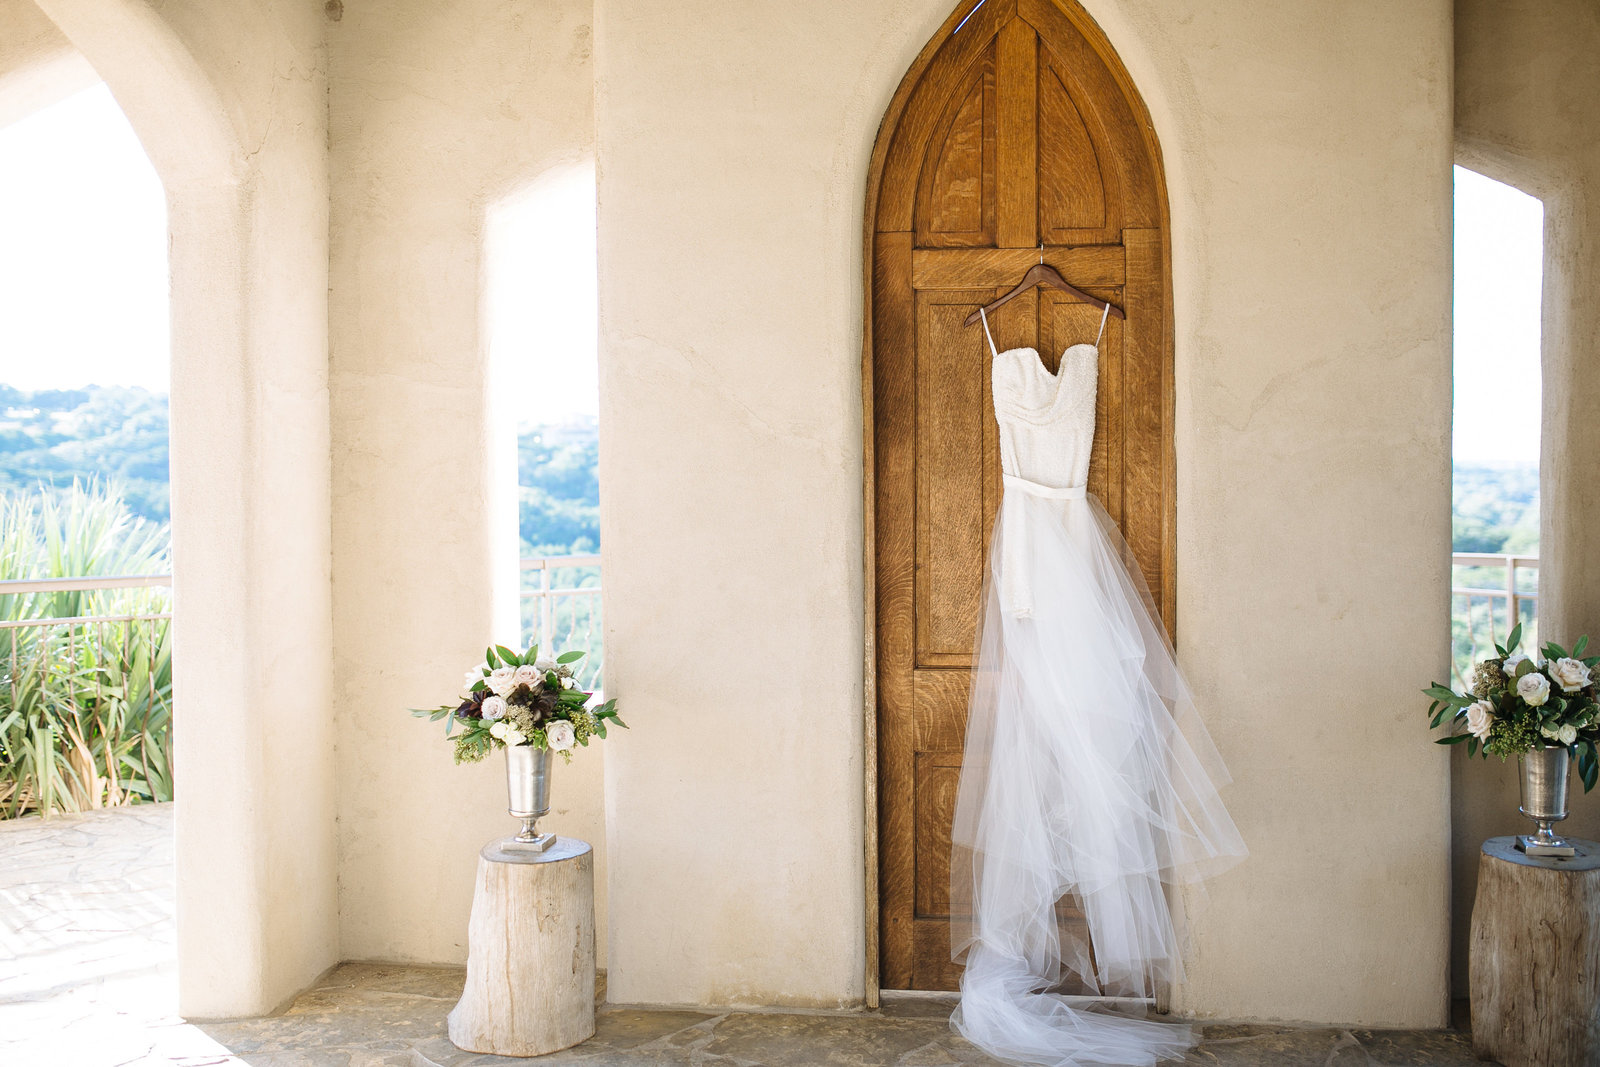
[504,744,555,852]
[1518,744,1574,857]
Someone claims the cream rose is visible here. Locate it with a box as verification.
[1517,672,1551,706]
[486,666,518,697]
[1466,699,1496,741]
[1504,654,1532,679]
[545,720,577,752]
[534,656,559,676]
[512,664,542,687]
[1559,723,1579,745]
[1550,657,1591,693]
[481,695,509,721]
[489,720,509,739]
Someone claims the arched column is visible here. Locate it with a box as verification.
[28,0,336,1018]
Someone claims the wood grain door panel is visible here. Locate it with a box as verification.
[868,0,1172,992]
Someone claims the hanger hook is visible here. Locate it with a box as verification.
[1038,241,1044,265]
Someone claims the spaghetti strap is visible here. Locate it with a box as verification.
[1094,302,1111,347]
[979,307,999,359]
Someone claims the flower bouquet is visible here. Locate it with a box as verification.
[1424,623,1600,792]
[413,643,625,764]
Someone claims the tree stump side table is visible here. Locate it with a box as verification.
[1469,836,1600,1067]
[448,836,596,1057]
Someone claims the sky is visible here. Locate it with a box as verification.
[1453,165,1543,464]
[487,162,601,422]
[0,87,1539,453]
[0,84,168,391]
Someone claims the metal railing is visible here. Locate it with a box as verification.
[1452,553,1538,686]
[519,554,602,689]
[0,574,174,816]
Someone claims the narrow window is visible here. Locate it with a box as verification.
[485,163,601,689]
[1452,166,1543,682]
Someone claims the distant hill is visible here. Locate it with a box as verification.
[0,385,1534,560]
[0,385,600,555]
[1454,461,1538,554]
[0,385,170,523]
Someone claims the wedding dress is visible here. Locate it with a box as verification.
[950,305,1247,1066]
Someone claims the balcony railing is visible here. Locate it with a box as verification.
[0,555,604,817]
[1452,552,1538,686]
[0,574,174,816]
[520,554,603,690]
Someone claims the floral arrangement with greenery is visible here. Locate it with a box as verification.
[1425,623,1599,792]
[413,643,624,764]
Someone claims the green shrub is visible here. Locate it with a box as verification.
[0,479,173,817]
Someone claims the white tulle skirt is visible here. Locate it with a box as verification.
[950,488,1247,1067]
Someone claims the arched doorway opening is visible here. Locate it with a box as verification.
[29,0,338,1019]
[862,0,1172,994]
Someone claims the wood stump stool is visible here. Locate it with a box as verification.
[448,836,596,1057]
[1470,836,1600,1067]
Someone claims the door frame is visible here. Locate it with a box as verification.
[859,0,1176,1002]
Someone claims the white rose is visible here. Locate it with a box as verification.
[486,667,517,697]
[481,695,508,721]
[461,668,485,696]
[489,721,509,739]
[512,664,542,687]
[504,728,526,746]
[1550,657,1591,693]
[534,657,559,676]
[1466,699,1496,741]
[545,720,577,752]
[1517,672,1551,706]
[1503,654,1531,679]
[1559,723,1579,745]
[561,674,580,689]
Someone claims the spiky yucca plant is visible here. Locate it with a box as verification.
[0,479,173,817]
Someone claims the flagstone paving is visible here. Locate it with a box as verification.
[0,806,1487,1065]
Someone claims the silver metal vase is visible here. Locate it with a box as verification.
[504,744,555,852]
[1518,744,1575,857]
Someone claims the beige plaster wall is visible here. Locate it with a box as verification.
[596,0,1453,1025]
[0,0,96,128]
[27,0,337,1018]
[1452,0,1600,994]
[327,0,604,966]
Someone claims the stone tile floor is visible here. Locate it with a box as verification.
[0,806,1487,1066]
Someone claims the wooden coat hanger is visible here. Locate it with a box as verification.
[964,244,1126,327]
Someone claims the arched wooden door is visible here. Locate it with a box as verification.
[864,0,1173,991]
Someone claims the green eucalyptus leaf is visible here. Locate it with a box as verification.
[557,650,586,664]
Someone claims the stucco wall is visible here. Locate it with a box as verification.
[0,0,95,127]
[327,0,603,967]
[596,0,1453,1025]
[1452,0,1600,995]
[26,0,337,1018]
